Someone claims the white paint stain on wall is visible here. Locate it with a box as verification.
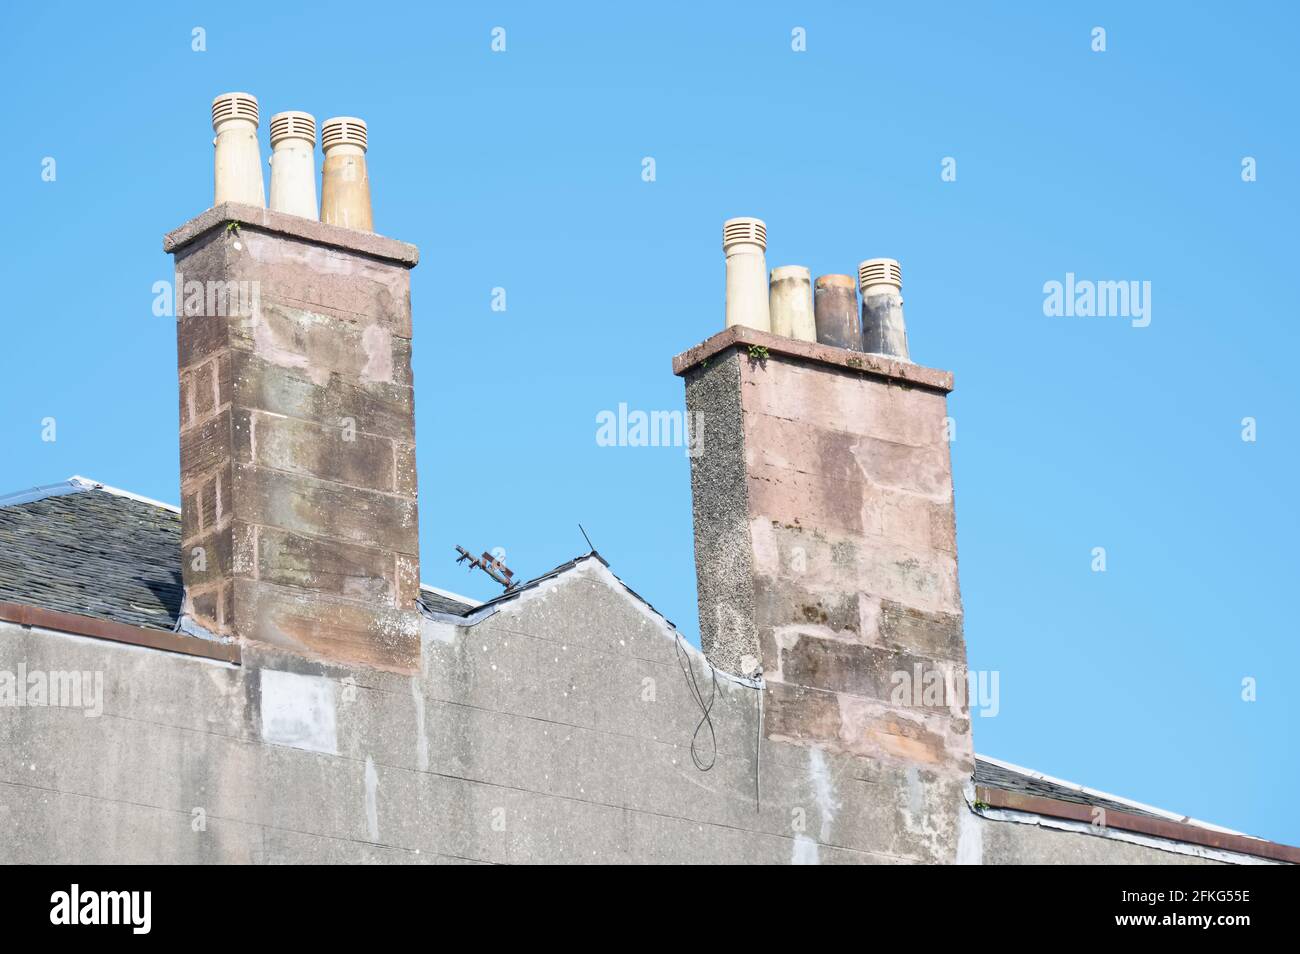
[364,756,380,842]
[809,747,840,843]
[259,670,337,754]
[956,800,984,865]
[792,834,819,864]
[410,677,428,772]
[792,747,841,864]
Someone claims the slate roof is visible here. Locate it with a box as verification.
[417,588,479,616]
[0,478,478,631]
[0,481,184,631]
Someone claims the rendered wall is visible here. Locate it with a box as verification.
[0,559,1234,864]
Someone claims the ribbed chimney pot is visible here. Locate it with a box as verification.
[268,111,318,220]
[858,257,909,359]
[722,217,770,332]
[211,92,266,208]
[320,117,373,232]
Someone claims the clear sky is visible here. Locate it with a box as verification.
[2,2,1296,846]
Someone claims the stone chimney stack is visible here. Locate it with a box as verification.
[675,314,970,778]
[164,202,422,673]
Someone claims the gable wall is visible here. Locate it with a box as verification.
[0,563,1233,864]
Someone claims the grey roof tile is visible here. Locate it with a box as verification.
[0,480,481,631]
[417,589,478,616]
[974,756,1168,820]
[0,486,183,631]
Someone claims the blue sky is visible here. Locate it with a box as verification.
[2,2,1296,845]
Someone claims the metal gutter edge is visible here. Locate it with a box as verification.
[0,601,241,665]
[975,784,1298,865]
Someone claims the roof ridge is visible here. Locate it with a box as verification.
[0,477,181,513]
[66,476,181,514]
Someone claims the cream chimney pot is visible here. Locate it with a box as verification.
[268,111,318,219]
[722,217,770,332]
[768,265,816,342]
[211,92,266,208]
[320,117,373,232]
[858,258,909,359]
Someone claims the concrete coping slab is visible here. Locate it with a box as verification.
[163,202,420,268]
[672,325,953,394]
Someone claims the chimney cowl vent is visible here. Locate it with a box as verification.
[321,116,368,152]
[858,258,909,360]
[269,111,319,219]
[270,110,317,147]
[723,216,766,251]
[211,92,259,128]
[858,257,903,291]
[211,91,265,209]
[721,216,770,332]
[320,116,373,232]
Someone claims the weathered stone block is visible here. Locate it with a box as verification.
[394,442,417,498]
[876,600,965,662]
[255,526,396,603]
[230,350,414,442]
[234,227,412,337]
[231,579,420,673]
[230,300,397,389]
[242,409,398,493]
[183,527,234,590]
[778,635,957,711]
[180,413,232,483]
[763,680,841,744]
[230,463,418,556]
[193,359,217,419]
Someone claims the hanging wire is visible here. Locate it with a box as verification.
[674,633,718,771]
[754,684,763,812]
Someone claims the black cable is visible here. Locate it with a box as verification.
[754,684,762,812]
[675,634,717,772]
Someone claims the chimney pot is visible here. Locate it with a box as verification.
[768,265,816,342]
[211,92,266,208]
[813,273,862,350]
[722,216,770,332]
[268,111,318,219]
[858,257,909,359]
[320,116,373,232]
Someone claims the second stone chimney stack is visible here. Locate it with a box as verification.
[675,303,969,780]
[164,202,421,672]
